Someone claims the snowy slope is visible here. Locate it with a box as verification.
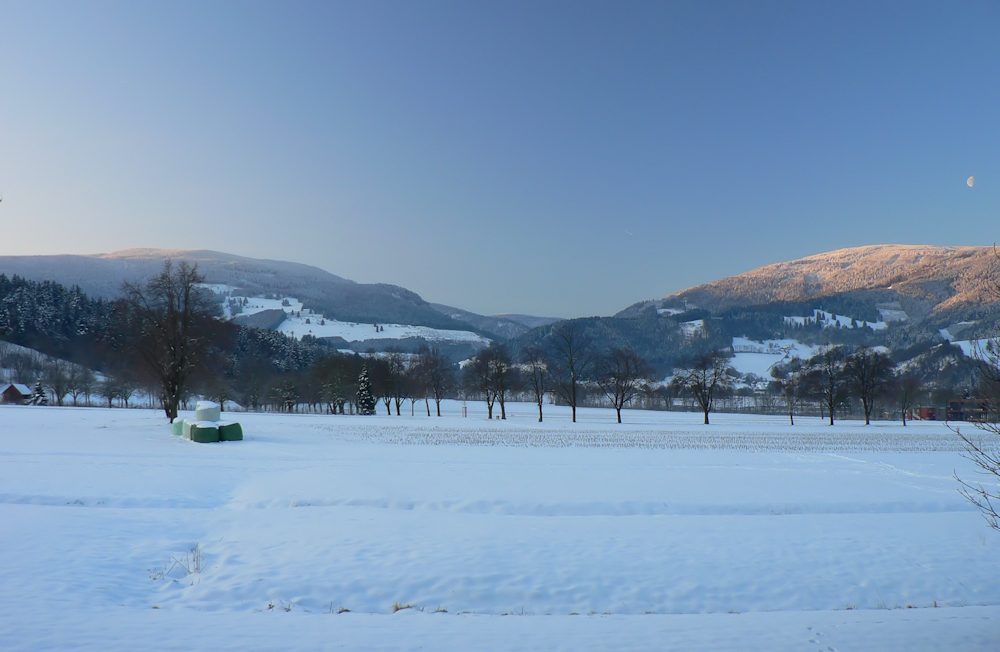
[729,337,821,379]
[784,309,889,331]
[0,249,473,332]
[224,294,489,346]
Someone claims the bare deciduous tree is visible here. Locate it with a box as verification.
[98,376,119,408]
[466,346,499,419]
[547,322,595,423]
[808,346,849,426]
[521,345,547,422]
[489,342,517,420]
[844,345,896,425]
[595,347,651,424]
[674,351,732,425]
[404,355,426,416]
[368,355,394,415]
[385,348,407,416]
[121,261,218,422]
[416,347,452,417]
[117,371,141,408]
[42,361,71,406]
[771,357,809,426]
[955,327,1000,531]
[892,373,924,426]
[68,365,95,407]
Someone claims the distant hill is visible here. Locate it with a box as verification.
[429,304,560,339]
[5,244,998,377]
[511,244,1000,379]
[0,249,475,333]
[618,245,999,324]
[0,249,351,299]
[495,313,562,329]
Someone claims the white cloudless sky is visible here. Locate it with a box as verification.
[0,1,997,317]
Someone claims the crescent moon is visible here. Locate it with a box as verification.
[967,176,975,187]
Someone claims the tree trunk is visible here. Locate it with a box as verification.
[616,406,622,424]
[537,402,543,422]
[703,408,710,425]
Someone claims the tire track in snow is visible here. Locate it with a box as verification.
[231,497,977,517]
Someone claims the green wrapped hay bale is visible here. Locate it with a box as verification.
[218,422,243,441]
[172,419,185,436]
[190,422,220,443]
[194,400,222,422]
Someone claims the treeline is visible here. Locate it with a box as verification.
[0,272,339,410]
[669,344,979,427]
[0,274,119,367]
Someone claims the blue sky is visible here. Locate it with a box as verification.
[0,1,997,317]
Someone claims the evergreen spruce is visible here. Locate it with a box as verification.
[356,367,376,415]
[29,380,48,406]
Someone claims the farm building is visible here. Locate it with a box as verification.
[0,383,33,405]
[946,398,992,422]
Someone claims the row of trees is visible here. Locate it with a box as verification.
[207,321,653,424]
[772,345,917,427]
[0,343,148,408]
[673,344,928,426]
[462,324,654,424]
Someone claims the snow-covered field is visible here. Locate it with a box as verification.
[729,337,821,379]
[785,309,890,331]
[2,402,998,650]
[222,294,489,345]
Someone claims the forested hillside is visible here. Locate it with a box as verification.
[0,249,475,333]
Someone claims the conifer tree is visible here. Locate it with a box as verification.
[356,367,376,415]
[29,380,48,406]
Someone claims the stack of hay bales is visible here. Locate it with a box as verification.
[171,400,243,443]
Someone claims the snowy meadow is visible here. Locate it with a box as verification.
[1,402,998,650]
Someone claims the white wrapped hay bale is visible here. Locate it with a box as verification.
[194,400,221,422]
[182,420,194,439]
